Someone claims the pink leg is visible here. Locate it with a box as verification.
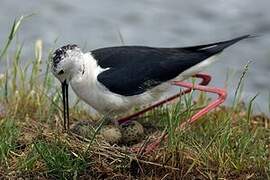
[117,73,211,125]
[119,73,227,154]
[172,79,227,129]
[140,76,227,154]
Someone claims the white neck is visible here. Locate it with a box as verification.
[71,52,106,84]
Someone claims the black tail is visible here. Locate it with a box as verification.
[208,34,251,53]
[182,34,252,54]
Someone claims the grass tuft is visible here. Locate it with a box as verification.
[0,118,19,166]
[33,140,87,179]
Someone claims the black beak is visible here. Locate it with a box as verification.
[61,80,69,130]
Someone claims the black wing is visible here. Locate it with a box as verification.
[92,35,250,96]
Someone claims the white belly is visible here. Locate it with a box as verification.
[70,74,167,115]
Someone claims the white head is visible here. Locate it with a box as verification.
[51,44,85,83]
[51,44,85,130]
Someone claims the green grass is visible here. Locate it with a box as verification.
[0,16,269,179]
[0,119,19,165]
[33,140,87,179]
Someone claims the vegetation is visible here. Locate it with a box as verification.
[0,16,269,179]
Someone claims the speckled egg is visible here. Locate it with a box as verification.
[120,121,144,144]
[99,125,122,144]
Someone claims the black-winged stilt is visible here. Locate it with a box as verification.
[51,35,251,133]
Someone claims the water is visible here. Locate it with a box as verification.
[0,0,269,113]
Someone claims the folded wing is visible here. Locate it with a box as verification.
[91,35,250,96]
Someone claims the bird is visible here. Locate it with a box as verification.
[51,35,251,130]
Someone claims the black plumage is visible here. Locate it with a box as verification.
[52,44,78,68]
[92,35,250,96]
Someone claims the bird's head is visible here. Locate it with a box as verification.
[51,44,84,83]
[51,44,84,130]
